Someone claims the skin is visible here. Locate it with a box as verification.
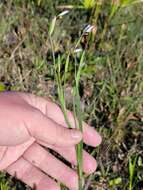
[0,91,102,190]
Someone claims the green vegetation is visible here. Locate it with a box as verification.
[53,52,85,190]
[0,0,143,189]
[129,155,138,190]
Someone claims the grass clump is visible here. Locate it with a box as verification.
[50,19,85,187]
[54,53,85,190]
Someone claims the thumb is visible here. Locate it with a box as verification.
[26,110,82,147]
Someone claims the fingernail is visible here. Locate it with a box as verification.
[71,130,82,139]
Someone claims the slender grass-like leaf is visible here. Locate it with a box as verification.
[49,16,57,36]
[129,155,137,190]
[73,52,85,190]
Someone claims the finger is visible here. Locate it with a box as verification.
[49,146,97,174]
[6,157,60,190]
[38,140,97,174]
[0,137,35,170]
[23,143,79,190]
[45,105,102,147]
[26,109,82,147]
[22,94,102,147]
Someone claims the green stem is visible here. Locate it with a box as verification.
[73,84,84,190]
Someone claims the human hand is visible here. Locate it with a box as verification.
[0,91,102,190]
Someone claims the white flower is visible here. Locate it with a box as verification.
[83,24,94,33]
[58,10,70,17]
[74,48,83,53]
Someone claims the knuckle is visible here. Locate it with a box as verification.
[55,126,68,145]
[59,127,69,139]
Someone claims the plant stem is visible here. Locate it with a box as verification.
[73,52,85,190]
